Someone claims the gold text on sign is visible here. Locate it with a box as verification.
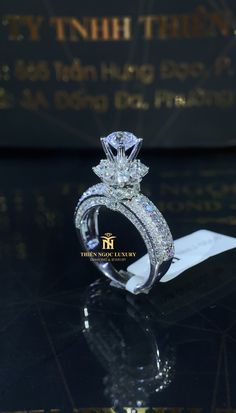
[2,8,234,42]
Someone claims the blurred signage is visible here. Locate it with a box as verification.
[1,1,236,148]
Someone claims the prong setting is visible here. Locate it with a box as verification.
[93,132,149,197]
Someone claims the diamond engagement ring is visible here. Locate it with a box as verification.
[74,131,174,295]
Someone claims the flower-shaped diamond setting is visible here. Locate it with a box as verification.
[93,132,149,193]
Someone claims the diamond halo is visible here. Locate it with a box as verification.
[93,131,149,196]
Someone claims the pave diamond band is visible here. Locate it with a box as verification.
[74,132,174,294]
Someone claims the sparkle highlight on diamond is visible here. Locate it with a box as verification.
[93,131,149,194]
[106,131,139,150]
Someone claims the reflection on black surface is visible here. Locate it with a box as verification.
[0,151,236,410]
[82,280,175,409]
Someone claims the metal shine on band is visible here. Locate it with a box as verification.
[74,132,175,295]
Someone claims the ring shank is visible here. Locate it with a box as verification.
[79,205,135,287]
[76,202,172,294]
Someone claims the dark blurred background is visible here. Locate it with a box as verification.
[1,0,236,148]
[1,1,236,412]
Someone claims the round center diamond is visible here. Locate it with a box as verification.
[106,131,138,150]
[93,131,148,192]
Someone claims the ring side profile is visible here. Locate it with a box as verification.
[74,131,174,294]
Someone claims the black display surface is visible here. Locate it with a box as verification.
[1,0,236,148]
[0,148,236,412]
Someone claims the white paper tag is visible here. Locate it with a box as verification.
[126,230,236,293]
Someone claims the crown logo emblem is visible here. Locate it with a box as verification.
[100,232,116,250]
